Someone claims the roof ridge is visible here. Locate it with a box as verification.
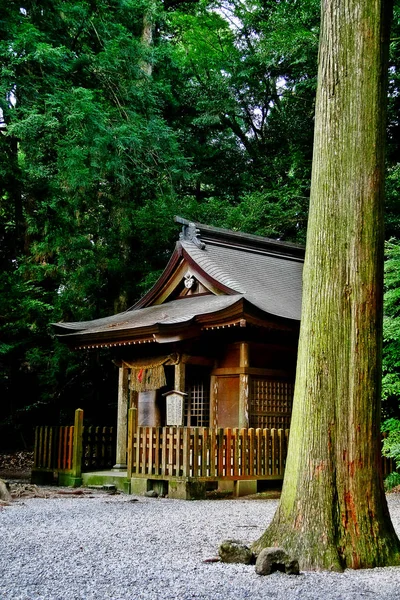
[174,216,305,260]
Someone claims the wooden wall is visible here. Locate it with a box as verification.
[212,340,296,430]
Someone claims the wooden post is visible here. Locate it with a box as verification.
[33,427,39,468]
[210,375,218,427]
[114,366,129,469]
[71,408,83,486]
[182,428,190,477]
[155,427,161,475]
[127,407,136,479]
[238,343,249,428]
[217,428,224,477]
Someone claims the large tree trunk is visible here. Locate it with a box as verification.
[140,1,156,77]
[252,0,400,570]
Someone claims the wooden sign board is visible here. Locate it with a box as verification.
[165,392,185,426]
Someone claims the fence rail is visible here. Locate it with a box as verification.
[33,410,116,479]
[129,423,289,479]
[32,408,396,486]
[33,425,75,471]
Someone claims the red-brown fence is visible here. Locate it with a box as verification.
[128,421,289,479]
[32,407,396,485]
[126,408,396,481]
[33,425,75,471]
[32,410,116,482]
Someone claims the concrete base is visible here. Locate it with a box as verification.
[32,469,277,499]
[168,479,206,500]
[129,477,206,499]
[130,478,169,497]
[217,480,235,494]
[81,470,128,492]
[234,479,257,497]
[31,469,58,486]
[130,477,150,495]
[58,473,83,488]
[31,470,82,488]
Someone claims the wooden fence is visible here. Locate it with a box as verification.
[127,408,289,479]
[33,424,75,471]
[32,407,396,486]
[32,409,116,484]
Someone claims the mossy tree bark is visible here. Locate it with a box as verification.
[252,0,400,570]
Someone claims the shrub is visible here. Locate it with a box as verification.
[384,471,400,492]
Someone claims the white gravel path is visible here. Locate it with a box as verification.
[2,489,400,600]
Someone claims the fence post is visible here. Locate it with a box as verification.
[127,407,137,479]
[71,408,84,487]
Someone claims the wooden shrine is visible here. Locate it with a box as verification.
[46,216,304,498]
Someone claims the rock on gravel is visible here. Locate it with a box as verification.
[218,539,255,564]
[1,491,400,600]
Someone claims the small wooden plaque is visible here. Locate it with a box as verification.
[164,391,186,426]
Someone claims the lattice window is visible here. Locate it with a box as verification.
[184,371,210,427]
[249,379,294,429]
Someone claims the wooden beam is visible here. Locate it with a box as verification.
[113,366,129,469]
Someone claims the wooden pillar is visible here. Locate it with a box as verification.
[239,342,249,428]
[71,408,83,486]
[113,366,129,470]
[127,407,137,479]
[210,375,218,427]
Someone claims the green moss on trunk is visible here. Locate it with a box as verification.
[253,0,400,571]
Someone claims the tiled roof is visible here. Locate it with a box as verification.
[53,295,244,337]
[53,218,304,343]
[181,238,302,320]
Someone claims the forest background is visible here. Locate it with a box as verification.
[2,0,400,473]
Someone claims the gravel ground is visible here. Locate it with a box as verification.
[2,489,400,600]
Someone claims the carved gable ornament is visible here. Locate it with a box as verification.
[179,221,206,249]
[184,273,195,289]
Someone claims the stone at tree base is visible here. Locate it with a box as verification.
[0,479,12,502]
[218,540,255,564]
[255,547,300,576]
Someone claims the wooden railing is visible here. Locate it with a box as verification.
[32,409,116,483]
[127,408,289,479]
[32,407,396,486]
[33,424,75,471]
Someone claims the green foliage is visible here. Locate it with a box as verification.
[382,419,400,479]
[384,471,400,492]
[0,0,187,448]
[382,239,400,417]
[2,0,400,449]
[161,0,319,241]
[386,1,400,238]
[382,239,400,470]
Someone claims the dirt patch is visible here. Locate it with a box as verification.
[0,451,34,480]
[0,451,112,507]
[7,482,99,500]
[0,480,117,509]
